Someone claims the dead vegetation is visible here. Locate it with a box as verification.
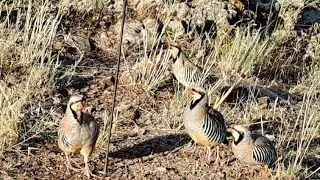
[0,0,319,179]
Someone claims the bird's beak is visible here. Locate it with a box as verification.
[226,123,235,132]
[185,88,195,99]
[78,103,84,112]
[226,121,234,128]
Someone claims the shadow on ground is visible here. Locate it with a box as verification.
[296,6,320,31]
[248,117,283,135]
[220,85,301,107]
[109,133,191,159]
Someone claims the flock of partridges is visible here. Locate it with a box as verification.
[57,44,277,178]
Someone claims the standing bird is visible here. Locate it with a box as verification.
[58,95,99,178]
[227,125,277,167]
[183,86,228,163]
[169,45,215,89]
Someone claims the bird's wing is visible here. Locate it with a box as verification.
[252,135,277,164]
[82,113,99,146]
[184,59,202,72]
[208,107,227,128]
[202,107,227,144]
[253,135,274,148]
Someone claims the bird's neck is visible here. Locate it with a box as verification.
[67,107,83,124]
[75,110,82,121]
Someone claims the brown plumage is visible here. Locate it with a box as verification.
[183,86,228,163]
[169,45,213,88]
[58,95,99,178]
[227,125,276,166]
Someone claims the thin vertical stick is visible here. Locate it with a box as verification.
[103,0,127,174]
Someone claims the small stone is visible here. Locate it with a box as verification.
[156,167,167,172]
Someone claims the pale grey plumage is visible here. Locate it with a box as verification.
[170,46,208,88]
[58,95,99,178]
[229,125,276,166]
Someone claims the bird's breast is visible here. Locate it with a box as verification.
[231,142,258,165]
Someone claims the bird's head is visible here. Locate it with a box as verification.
[187,86,206,102]
[186,86,208,110]
[167,43,181,62]
[227,125,250,145]
[67,95,84,121]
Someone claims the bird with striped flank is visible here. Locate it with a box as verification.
[183,86,229,163]
[58,95,99,178]
[169,45,210,89]
[227,125,277,166]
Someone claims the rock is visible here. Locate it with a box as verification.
[64,29,91,53]
[93,19,144,55]
[133,0,162,21]
[59,0,106,13]
[167,20,185,38]
[188,0,233,35]
[300,7,320,26]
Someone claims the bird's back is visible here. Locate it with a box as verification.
[172,54,204,87]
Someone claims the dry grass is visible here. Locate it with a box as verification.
[274,88,320,178]
[0,0,61,151]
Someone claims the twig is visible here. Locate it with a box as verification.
[213,76,243,109]
[243,120,272,126]
[102,0,127,174]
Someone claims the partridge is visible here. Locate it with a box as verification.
[183,86,228,163]
[58,95,99,178]
[227,125,277,166]
[169,45,211,88]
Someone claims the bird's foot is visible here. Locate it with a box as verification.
[199,155,212,165]
[263,165,272,179]
[66,163,82,172]
[70,159,82,169]
[84,166,101,179]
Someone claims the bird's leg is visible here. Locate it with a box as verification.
[81,146,99,178]
[83,154,91,178]
[214,146,220,165]
[199,146,212,165]
[263,165,272,179]
[65,152,81,172]
[186,140,197,159]
[83,154,99,178]
[206,146,212,163]
[65,152,72,167]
